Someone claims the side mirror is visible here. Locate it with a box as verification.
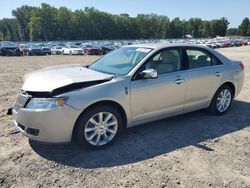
[140,69,158,79]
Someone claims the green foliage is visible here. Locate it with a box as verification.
[238,18,250,36]
[0,18,20,41]
[29,17,43,41]
[0,3,246,41]
[12,5,35,40]
[227,28,238,36]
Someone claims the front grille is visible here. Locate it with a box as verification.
[13,93,30,111]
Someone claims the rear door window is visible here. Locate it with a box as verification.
[186,49,212,69]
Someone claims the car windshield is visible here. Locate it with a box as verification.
[89,47,152,75]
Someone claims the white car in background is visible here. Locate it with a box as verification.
[51,46,63,55]
[62,45,84,55]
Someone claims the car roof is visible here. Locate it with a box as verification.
[127,42,230,63]
[127,43,211,51]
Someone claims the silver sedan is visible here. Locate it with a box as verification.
[12,44,245,149]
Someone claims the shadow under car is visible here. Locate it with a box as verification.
[29,100,250,168]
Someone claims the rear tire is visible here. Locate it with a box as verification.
[75,105,123,149]
[208,85,233,115]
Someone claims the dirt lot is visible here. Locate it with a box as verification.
[0,47,249,188]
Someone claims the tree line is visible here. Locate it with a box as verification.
[0,3,249,41]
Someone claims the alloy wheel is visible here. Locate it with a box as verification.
[84,112,118,146]
[216,89,232,112]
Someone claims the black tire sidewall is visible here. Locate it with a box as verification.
[209,85,233,115]
[76,105,123,149]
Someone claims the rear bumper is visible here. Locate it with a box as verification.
[12,105,81,143]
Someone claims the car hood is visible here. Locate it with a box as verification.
[22,64,113,92]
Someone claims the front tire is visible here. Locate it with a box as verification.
[208,85,233,115]
[75,105,123,149]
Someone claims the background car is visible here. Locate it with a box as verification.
[62,45,84,55]
[81,44,102,55]
[51,46,63,55]
[99,45,115,55]
[26,44,44,56]
[41,46,51,55]
[18,44,28,56]
[0,41,20,56]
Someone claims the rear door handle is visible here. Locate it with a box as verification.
[215,72,223,77]
[175,79,185,84]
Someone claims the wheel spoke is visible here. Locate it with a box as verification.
[218,103,223,111]
[106,128,116,134]
[107,120,117,127]
[223,103,227,110]
[104,113,112,124]
[89,118,99,126]
[98,112,103,122]
[95,134,101,145]
[87,132,97,141]
[85,127,96,133]
[103,132,110,142]
[223,90,228,97]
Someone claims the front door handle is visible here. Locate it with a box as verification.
[175,79,185,84]
[215,72,223,77]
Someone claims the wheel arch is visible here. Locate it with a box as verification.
[220,81,235,98]
[208,81,236,115]
[71,100,127,141]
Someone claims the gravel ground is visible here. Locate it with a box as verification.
[0,47,249,188]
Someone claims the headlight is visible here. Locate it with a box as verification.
[25,97,68,110]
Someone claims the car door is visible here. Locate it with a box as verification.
[130,47,187,125]
[183,47,224,111]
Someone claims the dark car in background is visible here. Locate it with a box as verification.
[38,43,51,55]
[99,45,115,55]
[26,44,44,56]
[0,41,20,56]
[41,46,51,55]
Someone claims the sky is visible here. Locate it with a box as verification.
[0,0,250,28]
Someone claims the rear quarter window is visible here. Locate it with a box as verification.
[186,48,222,69]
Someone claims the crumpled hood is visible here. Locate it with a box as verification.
[22,64,113,92]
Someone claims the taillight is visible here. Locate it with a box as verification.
[239,63,244,70]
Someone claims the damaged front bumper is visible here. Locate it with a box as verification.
[12,104,81,143]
